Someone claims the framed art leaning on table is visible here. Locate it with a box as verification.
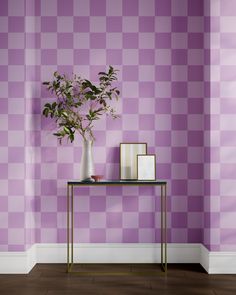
[137,154,156,181]
[120,143,147,180]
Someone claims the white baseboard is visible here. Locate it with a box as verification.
[0,243,236,274]
[0,244,36,274]
[36,243,201,264]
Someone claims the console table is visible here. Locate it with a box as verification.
[67,180,167,274]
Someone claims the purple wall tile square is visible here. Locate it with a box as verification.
[8,115,24,130]
[123,65,138,81]
[139,49,154,65]
[90,0,106,16]
[41,212,57,228]
[171,147,188,163]
[188,0,204,16]
[172,212,188,228]
[123,98,138,114]
[74,49,89,65]
[123,196,138,212]
[90,229,106,242]
[139,212,155,228]
[0,0,8,16]
[57,229,66,243]
[188,196,203,212]
[188,229,202,243]
[74,212,89,228]
[139,17,155,32]
[0,33,8,49]
[41,180,57,196]
[139,81,155,97]
[41,17,57,32]
[172,82,188,98]
[9,49,24,65]
[188,33,204,49]
[41,49,57,65]
[8,17,24,32]
[106,49,122,65]
[123,33,138,49]
[171,115,187,130]
[0,66,8,81]
[74,17,90,32]
[107,17,122,32]
[90,33,106,49]
[172,17,187,32]
[57,33,73,49]
[172,180,188,196]
[8,212,24,228]
[123,229,139,242]
[90,196,106,212]
[221,229,236,245]
[172,49,187,65]
[188,131,203,147]
[155,33,171,48]
[8,82,24,98]
[57,0,73,16]
[123,0,138,16]
[188,163,203,179]
[155,65,171,81]
[155,0,171,16]
[107,212,122,228]
[139,114,155,130]
[188,65,204,81]
[188,98,203,114]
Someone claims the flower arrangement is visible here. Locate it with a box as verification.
[42,66,120,143]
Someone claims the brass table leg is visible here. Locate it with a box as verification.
[164,183,167,272]
[161,184,167,272]
[67,184,74,273]
[67,184,69,272]
[71,184,74,267]
[161,184,163,269]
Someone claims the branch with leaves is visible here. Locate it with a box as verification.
[42,66,120,144]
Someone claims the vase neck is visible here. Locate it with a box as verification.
[82,139,93,149]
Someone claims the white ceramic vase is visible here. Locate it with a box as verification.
[80,139,94,180]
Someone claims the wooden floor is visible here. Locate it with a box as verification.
[0,264,235,295]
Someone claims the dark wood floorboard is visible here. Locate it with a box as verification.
[0,264,235,295]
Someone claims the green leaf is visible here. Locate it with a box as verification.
[64,126,70,134]
[62,111,68,118]
[44,103,51,109]
[52,102,57,109]
[53,132,62,137]
[98,72,107,76]
[42,108,49,117]
[69,133,74,142]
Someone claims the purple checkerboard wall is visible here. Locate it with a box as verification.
[0,0,26,251]
[203,0,236,251]
[0,0,235,252]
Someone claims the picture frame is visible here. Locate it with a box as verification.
[137,154,156,181]
[120,143,147,180]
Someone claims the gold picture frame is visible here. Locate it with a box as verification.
[120,143,147,180]
[137,154,156,181]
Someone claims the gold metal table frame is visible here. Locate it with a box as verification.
[67,180,167,275]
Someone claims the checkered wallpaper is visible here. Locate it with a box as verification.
[203,0,236,251]
[1,0,234,252]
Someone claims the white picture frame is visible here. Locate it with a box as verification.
[137,154,156,181]
[120,143,147,180]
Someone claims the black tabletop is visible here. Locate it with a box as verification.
[67,180,167,185]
